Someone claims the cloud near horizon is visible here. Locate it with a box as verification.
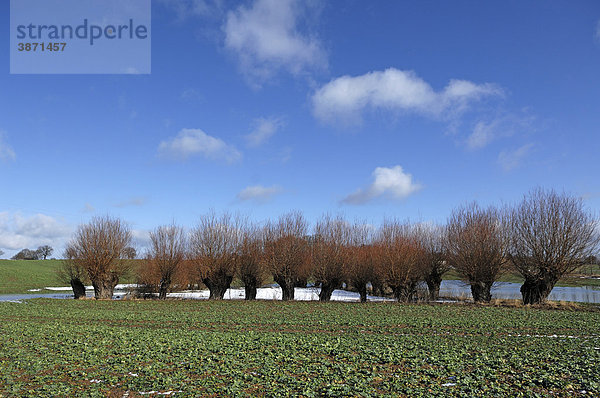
[224,0,326,84]
[158,128,242,163]
[0,212,72,254]
[312,68,502,126]
[237,184,283,203]
[341,165,422,205]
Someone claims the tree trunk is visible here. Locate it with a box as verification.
[241,274,259,300]
[204,275,233,300]
[158,277,171,300]
[92,274,118,299]
[357,284,368,303]
[318,281,337,302]
[274,276,295,301]
[391,283,417,302]
[70,278,86,299]
[520,278,556,305]
[371,280,384,297]
[470,281,493,303]
[425,274,442,301]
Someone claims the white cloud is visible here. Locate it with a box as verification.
[0,212,72,252]
[596,19,600,42]
[312,68,502,125]
[131,229,151,253]
[245,117,283,147]
[158,128,242,163]
[466,113,536,150]
[115,197,147,208]
[237,185,283,203]
[82,203,95,213]
[498,143,534,171]
[467,119,501,150]
[0,132,16,162]
[157,0,224,19]
[341,166,422,205]
[224,0,326,84]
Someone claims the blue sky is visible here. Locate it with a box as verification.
[1,0,599,257]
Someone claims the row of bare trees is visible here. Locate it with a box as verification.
[61,188,598,304]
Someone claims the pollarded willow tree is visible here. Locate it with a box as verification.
[65,215,133,299]
[346,222,379,303]
[59,245,87,299]
[378,220,426,302]
[190,212,241,300]
[237,223,265,300]
[417,224,450,301]
[263,211,310,301]
[312,214,351,301]
[509,188,600,304]
[146,223,187,300]
[445,203,509,303]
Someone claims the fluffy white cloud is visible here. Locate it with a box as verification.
[0,132,16,162]
[245,117,283,147]
[312,68,502,125]
[158,128,242,163]
[498,143,534,171]
[341,166,421,205]
[224,0,326,83]
[237,184,283,202]
[0,212,72,253]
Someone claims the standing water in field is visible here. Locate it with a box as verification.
[439,280,600,304]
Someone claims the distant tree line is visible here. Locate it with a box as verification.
[60,188,599,305]
[11,245,53,260]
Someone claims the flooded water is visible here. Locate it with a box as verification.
[0,291,128,302]
[440,280,600,303]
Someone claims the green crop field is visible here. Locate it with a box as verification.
[0,300,599,397]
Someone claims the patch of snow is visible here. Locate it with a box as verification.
[167,287,393,302]
[27,289,41,292]
[442,383,456,387]
[89,379,102,383]
[127,372,139,377]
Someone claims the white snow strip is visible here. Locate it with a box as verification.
[139,391,182,395]
[27,289,41,292]
[442,383,456,387]
[167,287,394,302]
[89,379,102,383]
[127,372,139,377]
[45,284,139,291]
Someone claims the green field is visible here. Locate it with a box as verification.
[0,260,139,295]
[0,300,599,397]
[0,260,64,294]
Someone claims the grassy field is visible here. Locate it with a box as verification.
[0,260,139,295]
[0,259,64,294]
[0,300,598,397]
